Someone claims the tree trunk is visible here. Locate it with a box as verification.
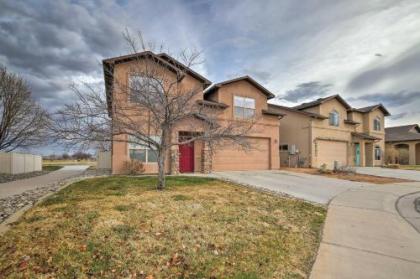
[157,149,166,190]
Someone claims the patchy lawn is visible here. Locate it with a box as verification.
[0,176,325,278]
[284,168,411,184]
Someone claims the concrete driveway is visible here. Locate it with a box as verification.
[0,165,89,199]
[356,167,420,181]
[211,170,365,204]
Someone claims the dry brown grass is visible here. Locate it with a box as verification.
[284,167,411,184]
[43,159,96,166]
[0,176,325,278]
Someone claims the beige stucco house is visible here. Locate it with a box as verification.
[269,95,390,169]
[385,124,420,165]
[103,51,283,174]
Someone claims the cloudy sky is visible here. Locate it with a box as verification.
[1,0,420,153]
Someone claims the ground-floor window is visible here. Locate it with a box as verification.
[374,146,381,160]
[128,136,160,163]
[280,144,289,151]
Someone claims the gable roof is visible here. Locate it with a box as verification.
[385,124,420,142]
[293,94,352,110]
[268,104,328,119]
[350,104,391,116]
[204,76,276,99]
[103,51,211,114]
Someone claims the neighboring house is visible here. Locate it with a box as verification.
[269,95,390,169]
[103,51,283,174]
[385,124,420,165]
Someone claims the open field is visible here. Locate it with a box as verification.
[43,160,96,167]
[0,176,325,278]
[284,167,411,184]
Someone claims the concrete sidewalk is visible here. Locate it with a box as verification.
[311,182,420,279]
[356,167,420,181]
[0,165,89,199]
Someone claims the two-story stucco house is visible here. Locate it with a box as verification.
[103,51,283,174]
[269,95,390,169]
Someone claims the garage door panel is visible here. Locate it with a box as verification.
[212,138,270,171]
[317,140,347,169]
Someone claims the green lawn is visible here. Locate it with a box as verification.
[0,176,326,278]
[400,165,420,171]
[42,165,64,171]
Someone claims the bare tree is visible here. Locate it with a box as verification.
[52,32,256,190]
[0,67,50,152]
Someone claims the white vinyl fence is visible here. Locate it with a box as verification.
[0,152,42,174]
[97,151,111,170]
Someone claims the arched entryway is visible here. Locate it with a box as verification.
[394,144,409,165]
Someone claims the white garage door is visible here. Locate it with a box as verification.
[317,140,347,169]
[212,138,270,171]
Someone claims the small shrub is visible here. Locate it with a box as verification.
[124,160,145,175]
[318,164,332,174]
[384,164,400,169]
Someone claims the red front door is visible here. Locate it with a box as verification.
[179,142,194,173]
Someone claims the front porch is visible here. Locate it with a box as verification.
[351,133,383,167]
[386,141,420,165]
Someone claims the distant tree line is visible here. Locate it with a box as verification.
[43,151,94,161]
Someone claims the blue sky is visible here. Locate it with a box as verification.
[1,0,420,154]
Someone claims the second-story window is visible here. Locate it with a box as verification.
[129,74,162,103]
[373,117,381,131]
[329,110,339,126]
[234,96,255,119]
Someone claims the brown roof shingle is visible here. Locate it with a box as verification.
[385,124,420,142]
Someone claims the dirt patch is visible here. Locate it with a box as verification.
[284,167,412,184]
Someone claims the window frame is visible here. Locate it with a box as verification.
[373,117,381,131]
[280,144,289,151]
[233,95,256,119]
[329,110,340,127]
[128,74,162,104]
[128,135,160,163]
[374,146,382,160]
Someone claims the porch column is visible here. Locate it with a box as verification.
[360,140,366,167]
[409,142,416,165]
[201,142,212,173]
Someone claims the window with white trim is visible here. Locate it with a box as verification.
[234,96,255,119]
[373,117,381,131]
[329,110,339,126]
[128,135,160,163]
[128,75,162,103]
[374,146,381,160]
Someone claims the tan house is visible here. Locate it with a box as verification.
[103,51,283,174]
[269,95,390,169]
[385,124,420,165]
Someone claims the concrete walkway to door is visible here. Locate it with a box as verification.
[311,182,420,278]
